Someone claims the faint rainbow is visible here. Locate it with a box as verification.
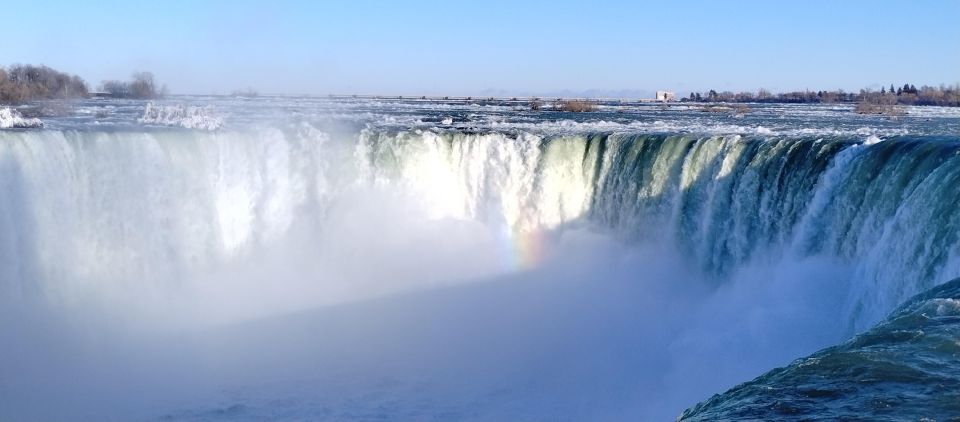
[499,226,546,271]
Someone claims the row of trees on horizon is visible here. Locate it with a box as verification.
[0,64,163,103]
[683,84,960,107]
[3,63,959,107]
[0,64,88,102]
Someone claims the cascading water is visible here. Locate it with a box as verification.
[578,133,960,327]
[1,98,958,421]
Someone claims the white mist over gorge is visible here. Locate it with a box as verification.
[1,96,959,421]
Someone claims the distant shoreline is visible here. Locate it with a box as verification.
[306,93,960,107]
[5,92,959,110]
[3,63,958,108]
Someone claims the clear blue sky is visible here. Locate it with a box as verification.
[3,0,958,96]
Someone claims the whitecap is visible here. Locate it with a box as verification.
[0,107,44,129]
[138,103,224,130]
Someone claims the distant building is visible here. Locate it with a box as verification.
[655,91,675,101]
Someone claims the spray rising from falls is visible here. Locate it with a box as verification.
[1,123,959,420]
[1,128,958,325]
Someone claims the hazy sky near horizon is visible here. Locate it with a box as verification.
[3,0,959,96]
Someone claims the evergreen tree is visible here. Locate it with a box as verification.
[897,87,902,95]
[881,87,886,94]
[890,84,896,94]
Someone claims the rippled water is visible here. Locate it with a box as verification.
[7,95,960,138]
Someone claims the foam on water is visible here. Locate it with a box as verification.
[25,96,960,137]
[0,107,43,128]
[863,134,884,145]
[138,102,224,130]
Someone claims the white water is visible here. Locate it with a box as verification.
[0,107,43,128]
[139,103,224,130]
[1,125,958,420]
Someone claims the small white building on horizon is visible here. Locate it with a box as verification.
[655,91,675,101]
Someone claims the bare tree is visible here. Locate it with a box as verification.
[129,72,157,98]
[0,64,88,103]
[557,100,596,112]
[98,72,162,99]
